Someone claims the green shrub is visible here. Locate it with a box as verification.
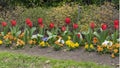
[0,0,118,9]
[18,7,49,28]
[47,4,78,27]
[18,4,78,28]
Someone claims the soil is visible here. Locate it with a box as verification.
[0,45,119,68]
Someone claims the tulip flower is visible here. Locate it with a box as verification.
[38,18,43,25]
[49,23,54,29]
[1,22,8,35]
[90,22,95,29]
[65,17,71,24]
[114,19,119,25]
[101,23,107,30]
[11,20,16,26]
[61,26,66,32]
[114,20,119,29]
[112,20,119,43]
[28,23,33,28]
[26,18,32,25]
[73,23,78,29]
[1,22,7,27]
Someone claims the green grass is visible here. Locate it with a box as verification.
[0,52,113,68]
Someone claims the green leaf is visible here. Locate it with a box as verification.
[48,36,53,40]
[16,31,21,37]
[1,32,4,36]
[47,30,52,36]
[31,27,36,35]
[37,34,44,37]
[93,32,100,39]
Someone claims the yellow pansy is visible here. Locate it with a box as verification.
[0,40,3,45]
[74,42,79,47]
[85,44,89,49]
[90,44,94,49]
[39,41,45,46]
[65,40,72,46]
[70,42,75,48]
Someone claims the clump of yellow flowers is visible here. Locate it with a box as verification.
[84,44,95,52]
[39,41,50,48]
[65,36,79,50]
[0,40,3,45]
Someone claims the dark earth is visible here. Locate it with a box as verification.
[0,45,119,68]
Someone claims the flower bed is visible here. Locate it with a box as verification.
[0,18,119,58]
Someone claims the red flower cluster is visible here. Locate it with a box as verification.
[65,17,71,24]
[114,20,119,30]
[49,22,54,29]
[101,23,107,30]
[11,20,16,26]
[73,23,78,29]
[38,18,44,28]
[1,22,7,27]
[26,18,33,28]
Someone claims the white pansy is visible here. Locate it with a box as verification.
[61,40,64,44]
[102,40,113,46]
[57,38,64,44]
[31,34,38,39]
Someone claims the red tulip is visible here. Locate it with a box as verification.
[114,20,119,25]
[49,23,54,29]
[101,23,107,30]
[26,18,32,25]
[77,34,80,38]
[114,20,119,29]
[1,22,7,27]
[61,26,66,32]
[114,25,119,29]
[90,22,95,29]
[28,23,33,28]
[65,17,71,24]
[73,23,78,29]
[38,18,43,25]
[11,20,16,26]
[39,24,44,28]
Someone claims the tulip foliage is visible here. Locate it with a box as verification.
[93,23,108,45]
[10,20,21,37]
[0,18,119,58]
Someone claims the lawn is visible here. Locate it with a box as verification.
[0,52,113,68]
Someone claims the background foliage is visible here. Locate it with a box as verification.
[0,0,119,8]
[0,0,119,31]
